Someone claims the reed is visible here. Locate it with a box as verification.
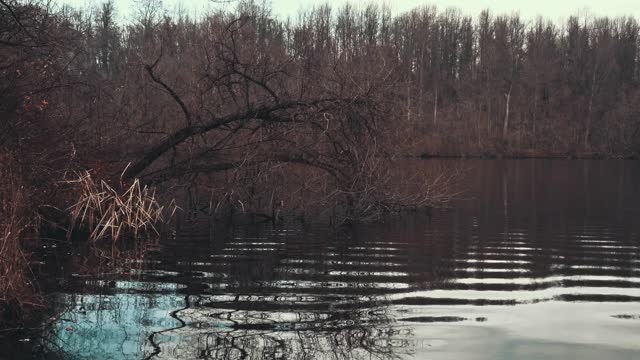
[0,220,35,309]
[0,153,42,318]
[66,171,177,244]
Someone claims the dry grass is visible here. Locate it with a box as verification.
[66,171,177,244]
[0,153,43,317]
[0,221,36,308]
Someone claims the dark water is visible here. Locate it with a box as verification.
[16,160,640,359]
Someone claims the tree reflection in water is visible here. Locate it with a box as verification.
[49,288,412,360]
[35,160,640,359]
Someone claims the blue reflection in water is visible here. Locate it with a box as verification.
[54,293,186,359]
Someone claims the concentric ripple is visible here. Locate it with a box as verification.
[46,160,640,359]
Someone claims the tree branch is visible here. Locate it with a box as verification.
[145,58,192,126]
[122,98,353,179]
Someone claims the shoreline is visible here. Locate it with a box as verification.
[417,153,639,161]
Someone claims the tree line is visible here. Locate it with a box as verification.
[289,3,640,156]
[45,0,640,157]
[2,0,639,224]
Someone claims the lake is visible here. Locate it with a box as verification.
[8,159,640,359]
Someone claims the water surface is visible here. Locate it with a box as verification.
[25,160,640,359]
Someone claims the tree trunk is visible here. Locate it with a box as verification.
[407,83,411,123]
[503,86,512,139]
[418,46,424,128]
[486,80,492,137]
[584,71,597,149]
[532,74,538,147]
[433,87,438,126]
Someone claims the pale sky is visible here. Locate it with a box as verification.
[61,0,640,24]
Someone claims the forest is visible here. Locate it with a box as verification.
[1,0,640,323]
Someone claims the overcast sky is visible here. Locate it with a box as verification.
[61,0,640,24]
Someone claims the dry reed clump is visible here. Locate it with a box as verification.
[66,171,177,244]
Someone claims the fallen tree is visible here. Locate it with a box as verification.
[115,13,456,223]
